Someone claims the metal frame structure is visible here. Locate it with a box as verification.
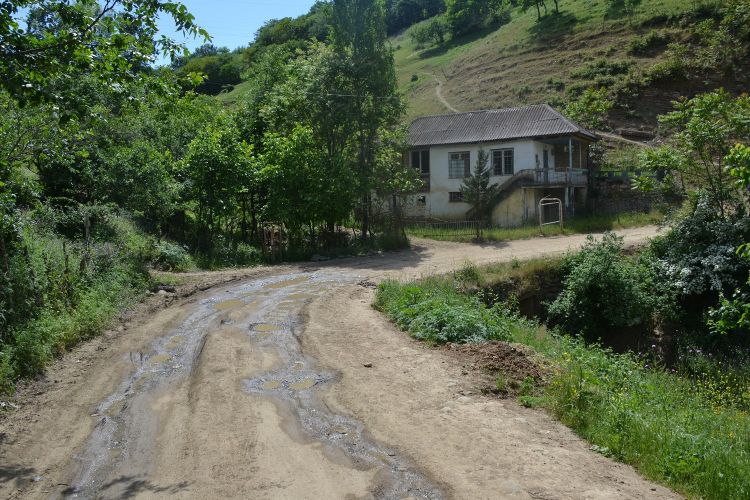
[539,196,563,231]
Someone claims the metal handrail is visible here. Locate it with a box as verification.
[499,168,588,186]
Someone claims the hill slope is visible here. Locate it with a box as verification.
[395,0,748,130]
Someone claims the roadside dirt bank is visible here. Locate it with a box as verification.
[0,226,677,499]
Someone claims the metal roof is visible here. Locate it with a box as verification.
[408,104,598,147]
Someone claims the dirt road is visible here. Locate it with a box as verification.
[1,226,679,499]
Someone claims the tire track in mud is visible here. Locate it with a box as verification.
[66,271,442,499]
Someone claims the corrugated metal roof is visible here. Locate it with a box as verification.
[408,104,598,147]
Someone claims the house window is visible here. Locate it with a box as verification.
[410,149,430,175]
[449,151,470,179]
[449,192,463,203]
[492,148,514,176]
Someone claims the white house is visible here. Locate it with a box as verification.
[405,104,598,226]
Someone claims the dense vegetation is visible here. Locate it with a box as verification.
[378,275,750,498]
[0,0,418,391]
[376,72,750,500]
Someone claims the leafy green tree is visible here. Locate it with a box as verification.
[330,0,404,238]
[460,148,500,237]
[446,0,505,36]
[653,89,750,217]
[182,126,253,251]
[176,51,243,95]
[522,0,547,21]
[409,15,448,46]
[0,1,208,108]
[563,87,613,130]
[260,125,356,240]
[385,0,445,34]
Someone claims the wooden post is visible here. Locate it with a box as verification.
[567,138,574,208]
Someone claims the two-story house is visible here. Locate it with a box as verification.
[406,104,598,226]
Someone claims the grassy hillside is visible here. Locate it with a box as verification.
[217,0,747,131]
[395,0,719,124]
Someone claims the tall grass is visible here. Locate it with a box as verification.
[0,213,152,393]
[406,211,663,243]
[375,278,750,499]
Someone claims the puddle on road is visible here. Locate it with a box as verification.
[147,354,172,366]
[264,276,311,289]
[262,380,282,390]
[68,271,441,500]
[243,272,442,499]
[214,298,246,311]
[165,335,185,349]
[289,378,317,391]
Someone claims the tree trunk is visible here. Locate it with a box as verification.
[241,196,248,243]
[250,194,258,240]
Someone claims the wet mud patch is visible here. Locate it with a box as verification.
[444,341,550,397]
[213,298,246,311]
[264,276,311,289]
[249,322,284,333]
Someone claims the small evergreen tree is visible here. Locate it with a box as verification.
[460,148,500,238]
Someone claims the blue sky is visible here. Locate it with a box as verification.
[157,0,318,61]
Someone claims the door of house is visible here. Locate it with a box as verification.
[543,149,549,183]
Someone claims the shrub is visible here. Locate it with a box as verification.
[646,197,750,348]
[563,87,613,131]
[375,279,526,344]
[570,59,633,80]
[548,233,654,341]
[195,239,264,269]
[152,240,194,271]
[627,30,671,56]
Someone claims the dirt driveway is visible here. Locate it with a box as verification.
[0,226,679,499]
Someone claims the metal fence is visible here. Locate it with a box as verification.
[404,219,483,237]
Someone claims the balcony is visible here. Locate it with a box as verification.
[514,168,588,187]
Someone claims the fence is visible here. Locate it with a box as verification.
[404,219,483,237]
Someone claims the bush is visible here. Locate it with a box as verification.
[152,240,194,271]
[627,30,671,56]
[375,279,529,344]
[195,239,264,269]
[646,197,750,349]
[548,233,654,341]
[563,87,613,130]
[571,59,633,80]
[0,211,151,392]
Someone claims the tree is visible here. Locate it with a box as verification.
[410,15,448,47]
[260,125,357,242]
[446,0,505,36]
[460,148,500,238]
[182,126,253,251]
[330,0,404,239]
[563,87,613,130]
[0,1,208,108]
[522,0,547,21]
[652,89,750,217]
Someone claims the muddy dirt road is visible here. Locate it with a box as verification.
[1,227,679,499]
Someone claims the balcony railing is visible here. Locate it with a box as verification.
[523,168,588,186]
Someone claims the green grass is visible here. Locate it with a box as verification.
[0,214,154,393]
[375,276,750,499]
[393,0,712,120]
[406,210,663,243]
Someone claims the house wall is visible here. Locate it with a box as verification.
[406,139,558,220]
